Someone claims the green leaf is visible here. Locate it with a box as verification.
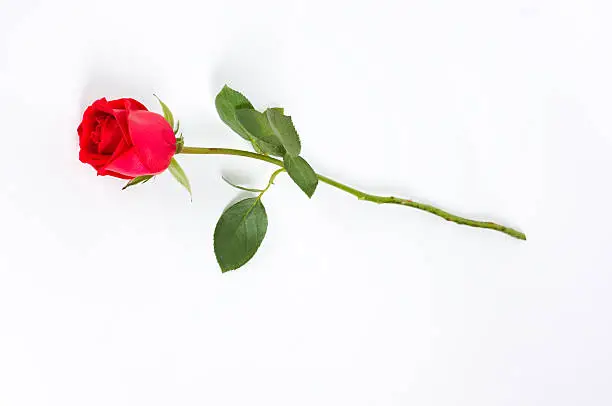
[265,108,301,157]
[215,85,274,153]
[154,95,175,129]
[122,175,154,190]
[255,139,286,156]
[214,198,268,272]
[222,176,265,193]
[283,155,318,198]
[215,85,255,142]
[236,109,286,156]
[168,157,192,199]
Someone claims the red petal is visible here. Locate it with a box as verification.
[100,170,134,180]
[79,149,110,169]
[108,98,148,111]
[98,117,124,154]
[78,98,114,151]
[100,147,150,178]
[89,98,114,115]
[127,110,176,174]
[111,109,132,147]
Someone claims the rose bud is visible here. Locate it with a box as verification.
[78,98,176,179]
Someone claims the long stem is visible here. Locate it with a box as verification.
[180,146,526,240]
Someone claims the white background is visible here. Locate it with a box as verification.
[1,0,611,405]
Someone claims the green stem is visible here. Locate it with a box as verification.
[257,168,285,200]
[180,146,526,240]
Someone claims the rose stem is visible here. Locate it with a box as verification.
[179,146,526,240]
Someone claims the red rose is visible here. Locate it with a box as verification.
[78,98,176,179]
